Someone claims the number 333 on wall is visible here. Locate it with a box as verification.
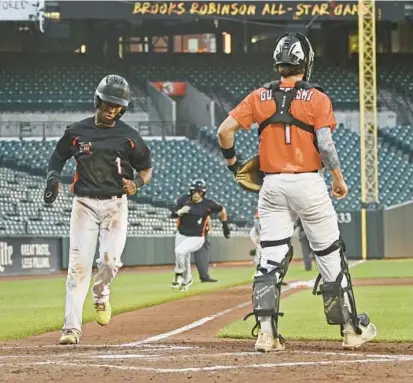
[336,212,352,224]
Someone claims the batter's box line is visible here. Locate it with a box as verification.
[295,350,413,360]
[0,344,197,351]
[22,356,413,373]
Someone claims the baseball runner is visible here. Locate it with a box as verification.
[192,217,218,283]
[218,33,376,352]
[170,179,230,291]
[44,75,152,345]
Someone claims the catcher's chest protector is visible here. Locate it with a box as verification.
[258,81,324,137]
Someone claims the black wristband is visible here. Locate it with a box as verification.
[133,174,145,189]
[220,146,236,160]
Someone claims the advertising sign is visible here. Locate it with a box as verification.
[152,82,187,96]
[0,237,61,276]
[0,1,46,32]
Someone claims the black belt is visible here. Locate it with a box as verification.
[78,194,123,200]
[264,170,319,175]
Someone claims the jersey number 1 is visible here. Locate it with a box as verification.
[116,157,122,175]
[284,124,291,144]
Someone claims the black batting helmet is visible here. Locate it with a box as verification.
[94,74,130,119]
[273,32,315,82]
[189,179,206,195]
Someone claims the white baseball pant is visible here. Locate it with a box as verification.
[257,172,353,331]
[175,232,205,284]
[249,226,261,266]
[63,195,128,332]
[258,172,341,280]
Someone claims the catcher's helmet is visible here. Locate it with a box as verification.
[94,74,130,119]
[273,32,315,82]
[189,179,206,194]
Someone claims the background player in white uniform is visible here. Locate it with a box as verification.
[249,210,261,266]
[170,179,230,291]
[218,33,376,352]
[44,75,152,345]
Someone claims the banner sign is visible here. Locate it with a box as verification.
[60,1,407,22]
[152,82,186,96]
[0,1,46,32]
[0,237,61,276]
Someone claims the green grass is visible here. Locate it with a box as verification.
[350,259,413,279]
[0,263,313,341]
[218,285,413,342]
[1,259,411,341]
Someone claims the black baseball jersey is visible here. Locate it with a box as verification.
[48,117,151,198]
[174,194,223,237]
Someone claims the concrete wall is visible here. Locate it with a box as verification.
[176,83,214,129]
[383,201,413,258]
[0,112,149,138]
[335,110,397,132]
[0,112,149,123]
[146,82,176,136]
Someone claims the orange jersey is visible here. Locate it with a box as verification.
[229,80,337,173]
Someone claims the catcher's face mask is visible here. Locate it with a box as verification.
[273,32,315,81]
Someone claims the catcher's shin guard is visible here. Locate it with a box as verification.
[244,240,293,344]
[312,238,368,336]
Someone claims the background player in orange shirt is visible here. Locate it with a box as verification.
[218,32,376,353]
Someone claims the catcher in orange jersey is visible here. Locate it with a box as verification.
[218,32,376,353]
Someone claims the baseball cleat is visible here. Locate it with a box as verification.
[180,280,193,292]
[342,321,377,350]
[171,275,183,289]
[94,302,112,326]
[59,329,81,345]
[255,330,285,353]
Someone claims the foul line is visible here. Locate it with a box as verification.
[123,260,365,346]
[122,301,251,346]
[27,356,413,373]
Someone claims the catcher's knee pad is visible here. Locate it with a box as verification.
[312,238,365,334]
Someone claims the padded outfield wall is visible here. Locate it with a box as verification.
[1,205,411,276]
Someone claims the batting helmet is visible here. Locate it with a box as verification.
[273,32,315,82]
[94,74,130,119]
[189,179,206,195]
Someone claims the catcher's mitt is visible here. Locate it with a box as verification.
[235,154,264,193]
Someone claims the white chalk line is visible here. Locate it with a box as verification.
[2,350,412,363]
[23,356,413,373]
[122,301,251,346]
[0,344,197,351]
[123,260,365,346]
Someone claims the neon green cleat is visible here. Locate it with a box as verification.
[94,302,112,326]
[59,329,81,345]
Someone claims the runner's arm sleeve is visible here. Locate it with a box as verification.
[47,127,73,174]
[316,128,340,171]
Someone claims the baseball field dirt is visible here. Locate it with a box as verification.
[1,277,412,382]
